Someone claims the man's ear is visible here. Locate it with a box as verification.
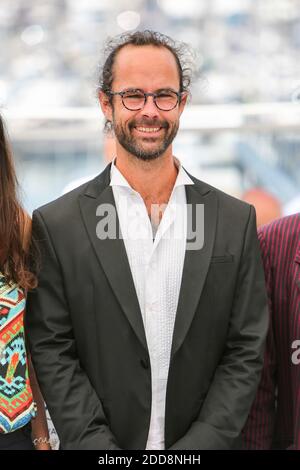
[99,91,113,122]
[178,92,188,116]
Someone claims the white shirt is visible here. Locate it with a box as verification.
[110,157,194,450]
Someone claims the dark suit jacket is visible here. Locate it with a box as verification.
[25,163,268,450]
[243,213,300,449]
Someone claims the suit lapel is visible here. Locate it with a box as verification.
[78,164,148,352]
[171,181,218,360]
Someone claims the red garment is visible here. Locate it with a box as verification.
[243,213,300,449]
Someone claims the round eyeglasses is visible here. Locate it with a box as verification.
[107,89,183,111]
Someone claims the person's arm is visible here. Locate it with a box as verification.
[242,229,277,449]
[169,206,269,450]
[28,355,51,450]
[22,212,51,450]
[25,209,120,450]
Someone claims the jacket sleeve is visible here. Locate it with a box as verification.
[242,228,277,449]
[25,209,121,450]
[169,205,269,449]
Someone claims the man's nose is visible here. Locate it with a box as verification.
[141,95,159,118]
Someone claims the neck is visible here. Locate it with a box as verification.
[114,146,178,203]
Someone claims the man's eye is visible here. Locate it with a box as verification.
[125,93,143,99]
[157,93,172,98]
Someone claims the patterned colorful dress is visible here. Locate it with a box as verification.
[0,273,36,433]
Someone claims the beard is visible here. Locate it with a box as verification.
[112,114,179,161]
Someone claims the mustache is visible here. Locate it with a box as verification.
[129,119,169,129]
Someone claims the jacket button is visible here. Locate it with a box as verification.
[140,358,149,369]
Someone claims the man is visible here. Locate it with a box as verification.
[26,30,268,450]
[243,213,300,449]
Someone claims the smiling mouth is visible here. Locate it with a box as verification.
[134,126,163,134]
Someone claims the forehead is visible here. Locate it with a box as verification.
[112,44,180,90]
